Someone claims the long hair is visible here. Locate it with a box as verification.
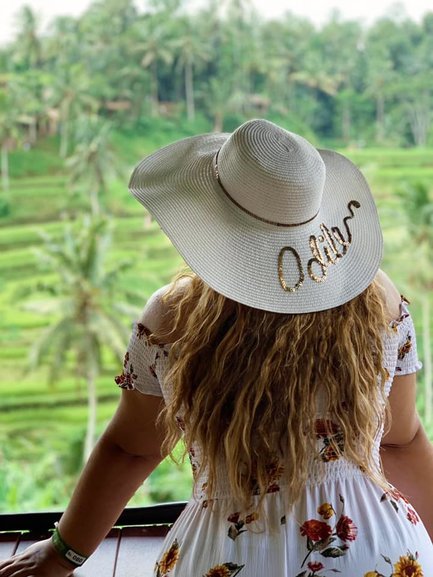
[151,272,390,523]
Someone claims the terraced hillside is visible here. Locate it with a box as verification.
[1,134,432,512]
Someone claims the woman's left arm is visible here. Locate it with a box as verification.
[380,372,433,541]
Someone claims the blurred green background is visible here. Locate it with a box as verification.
[0,0,432,513]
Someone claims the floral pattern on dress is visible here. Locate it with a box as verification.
[317,503,335,520]
[199,482,218,510]
[203,563,245,577]
[137,324,169,379]
[149,361,158,379]
[380,487,420,525]
[226,510,259,541]
[114,351,138,389]
[250,457,285,495]
[199,457,285,510]
[188,445,200,481]
[397,333,412,360]
[297,494,357,573]
[389,296,410,333]
[390,295,413,372]
[154,539,180,577]
[296,560,338,577]
[185,442,203,490]
[137,322,169,352]
[265,459,285,492]
[315,419,345,462]
[364,550,423,577]
[115,322,169,389]
[137,322,152,339]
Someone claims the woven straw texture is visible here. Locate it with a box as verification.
[129,119,383,313]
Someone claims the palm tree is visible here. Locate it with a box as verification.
[66,115,123,216]
[22,215,143,461]
[174,20,211,121]
[78,0,139,107]
[14,69,51,145]
[397,182,433,425]
[204,77,233,132]
[80,0,138,41]
[218,0,258,104]
[388,75,433,147]
[315,17,363,143]
[133,19,176,117]
[0,81,22,192]
[12,5,43,69]
[289,64,340,98]
[364,17,419,145]
[50,63,99,158]
[260,15,315,117]
[365,54,394,144]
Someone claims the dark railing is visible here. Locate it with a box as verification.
[0,502,187,533]
[0,503,188,577]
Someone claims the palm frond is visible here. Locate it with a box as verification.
[26,317,75,374]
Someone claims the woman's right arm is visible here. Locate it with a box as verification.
[380,372,433,540]
[0,389,166,576]
[0,288,174,577]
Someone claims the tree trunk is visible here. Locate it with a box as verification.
[95,163,106,214]
[29,118,37,144]
[151,61,159,117]
[185,58,195,122]
[408,99,429,147]
[90,187,101,216]
[213,111,224,132]
[376,93,385,144]
[83,371,97,463]
[60,100,70,158]
[144,211,152,228]
[342,103,351,145]
[422,295,432,425]
[1,143,9,192]
[286,74,295,114]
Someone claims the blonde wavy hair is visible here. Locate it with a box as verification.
[151,271,390,523]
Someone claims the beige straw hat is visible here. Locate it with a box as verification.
[129,119,383,313]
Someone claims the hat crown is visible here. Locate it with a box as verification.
[218,119,326,225]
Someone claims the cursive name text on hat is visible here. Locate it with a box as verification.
[278,200,360,293]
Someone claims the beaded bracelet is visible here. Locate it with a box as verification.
[51,524,88,567]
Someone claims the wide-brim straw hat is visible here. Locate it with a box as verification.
[129,119,382,313]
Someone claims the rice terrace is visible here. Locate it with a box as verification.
[0,0,432,513]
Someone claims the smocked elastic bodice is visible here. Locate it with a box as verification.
[145,300,419,501]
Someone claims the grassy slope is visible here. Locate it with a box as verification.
[1,129,432,512]
[0,131,190,512]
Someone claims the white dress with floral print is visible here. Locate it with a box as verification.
[115,298,433,577]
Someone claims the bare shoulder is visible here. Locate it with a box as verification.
[374,269,402,323]
[140,276,193,335]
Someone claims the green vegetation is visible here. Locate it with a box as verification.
[0,0,432,513]
[1,131,432,513]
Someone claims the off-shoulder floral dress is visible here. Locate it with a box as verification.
[115,297,433,577]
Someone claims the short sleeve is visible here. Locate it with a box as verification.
[114,321,163,397]
[393,301,423,376]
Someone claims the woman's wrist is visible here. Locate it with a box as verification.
[50,525,88,568]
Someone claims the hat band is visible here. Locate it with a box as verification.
[213,150,319,228]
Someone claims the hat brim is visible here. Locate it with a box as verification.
[129,133,382,313]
